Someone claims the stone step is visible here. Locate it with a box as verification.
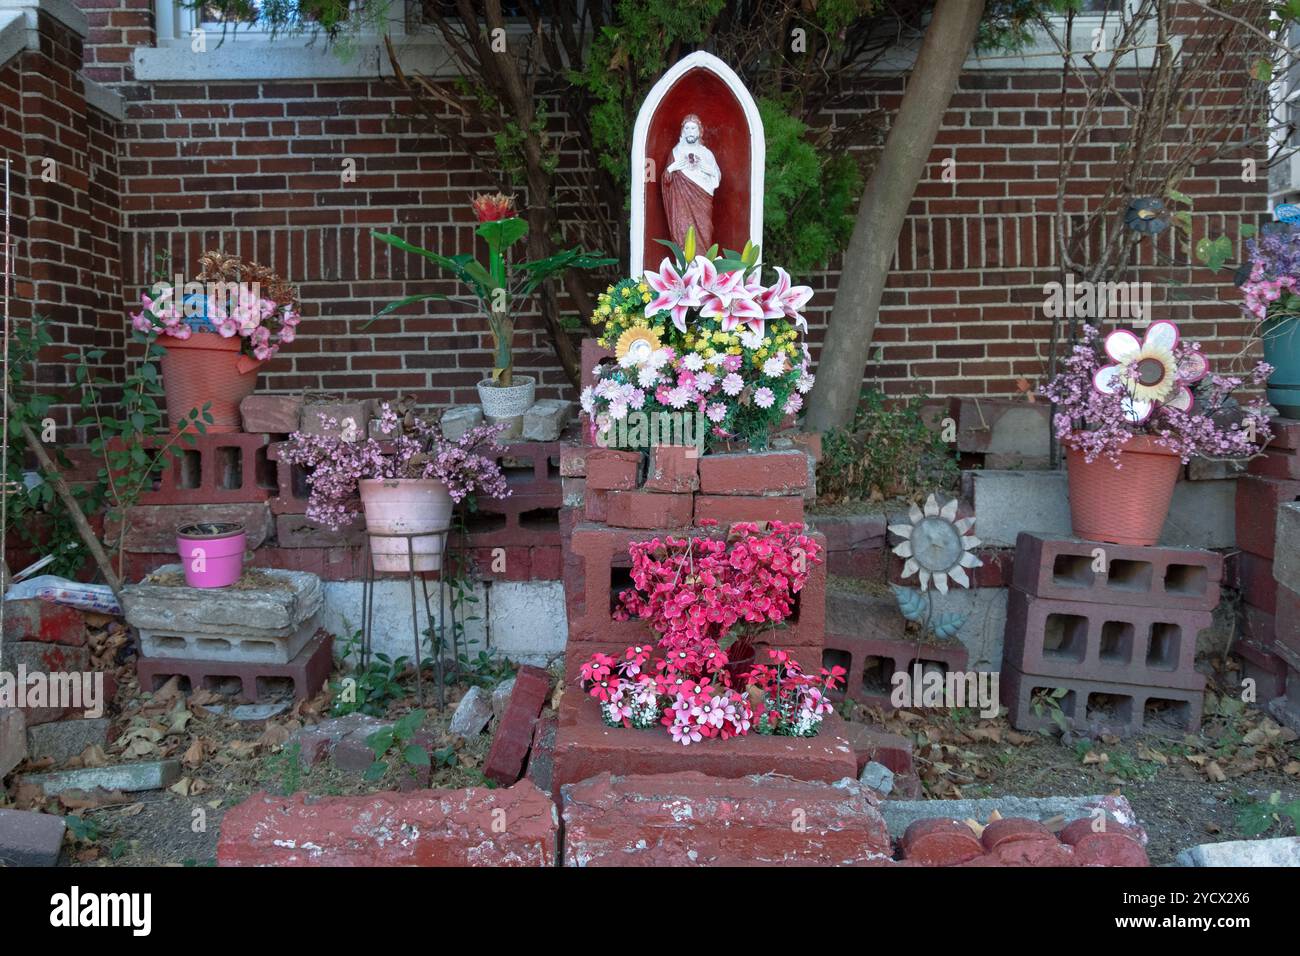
[138,614,320,665]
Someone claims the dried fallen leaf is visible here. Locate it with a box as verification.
[58,788,131,810]
[169,777,193,797]
[1284,761,1300,776]
[1205,761,1227,782]
[182,738,209,769]
[964,818,986,838]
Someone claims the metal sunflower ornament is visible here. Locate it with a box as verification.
[888,494,983,640]
[1123,198,1170,236]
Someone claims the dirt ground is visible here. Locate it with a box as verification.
[3,639,1296,867]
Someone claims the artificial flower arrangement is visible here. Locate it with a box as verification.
[577,520,844,745]
[582,231,816,451]
[278,399,511,531]
[131,251,302,362]
[1038,319,1273,465]
[371,193,615,389]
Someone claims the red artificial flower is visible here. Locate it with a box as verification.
[471,192,516,222]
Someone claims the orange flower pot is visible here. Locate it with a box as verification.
[158,333,261,433]
[1066,434,1182,546]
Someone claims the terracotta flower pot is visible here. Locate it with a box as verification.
[158,332,261,433]
[358,478,455,572]
[1066,434,1182,546]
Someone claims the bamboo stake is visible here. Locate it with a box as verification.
[5,402,123,600]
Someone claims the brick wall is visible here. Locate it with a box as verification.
[49,7,1279,413]
[2,7,125,435]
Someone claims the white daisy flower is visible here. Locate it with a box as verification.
[762,356,786,377]
[683,353,705,372]
[754,387,775,409]
[721,373,744,396]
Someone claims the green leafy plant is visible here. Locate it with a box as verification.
[364,709,430,782]
[330,629,411,718]
[1030,687,1071,735]
[1,315,91,578]
[372,193,614,387]
[819,389,959,503]
[263,742,303,796]
[1236,791,1300,837]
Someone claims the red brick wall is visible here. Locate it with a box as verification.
[67,12,1274,412]
[2,10,125,435]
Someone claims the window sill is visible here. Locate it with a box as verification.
[133,34,452,81]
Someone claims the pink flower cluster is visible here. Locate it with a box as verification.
[279,403,510,529]
[1039,323,1273,465]
[130,287,301,361]
[578,647,842,744]
[614,520,823,665]
[644,256,813,336]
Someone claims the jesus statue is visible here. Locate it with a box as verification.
[661,114,721,252]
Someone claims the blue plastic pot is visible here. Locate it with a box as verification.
[1263,316,1300,420]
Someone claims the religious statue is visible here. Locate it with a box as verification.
[661,114,721,251]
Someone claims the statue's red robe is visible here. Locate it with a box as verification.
[662,166,714,253]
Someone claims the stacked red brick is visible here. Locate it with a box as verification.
[1234,419,1300,710]
[1001,532,1218,736]
[551,441,899,798]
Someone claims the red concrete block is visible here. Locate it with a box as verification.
[1000,662,1203,737]
[530,546,562,581]
[836,721,915,777]
[239,394,302,434]
[809,512,887,553]
[642,444,699,493]
[605,490,693,530]
[901,818,984,865]
[112,502,273,553]
[217,780,558,866]
[1268,418,1300,450]
[470,546,531,581]
[585,449,640,491]
[1059,818,1149,866]
[584,489,609,523]
[1239,551,1277,613]
[694,494,804,527]
[560,770,892,866]
[1234,615,1289,701]
[2,599,85,647]
[266,441,313,515]
[1236,475,1300,560]
[821,631,968,708]
[1003,588,1208,691]
[698,450,809,496]
[275,512,365,548]
[136,631,332,702]
[551,692,858,802]
[484,665,551,786]
[1012,532,1222,611]
[1276,586,1300,655]
[1248,448,1300,480]
[131,433,275,506]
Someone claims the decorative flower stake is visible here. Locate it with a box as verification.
[889,493,982,594]
[887,494,982,642]
[1092,320,1207,424]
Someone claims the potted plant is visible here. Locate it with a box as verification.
[576,520,842,744]
[372,193,615,435]
[279,401,510,572]
[1239,225,1300,419]
[131,251,301,432]
[176,522,247,588]
[582,232,816,452]
[1040,320,1272,546]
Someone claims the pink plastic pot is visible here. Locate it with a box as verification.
[176,522,247,588]
[359,478,454,572]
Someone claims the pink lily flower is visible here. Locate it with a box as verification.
[644,257,703,333]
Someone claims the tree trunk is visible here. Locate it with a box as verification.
[805,0,987,432]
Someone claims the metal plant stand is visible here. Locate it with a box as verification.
[358,527,465,710]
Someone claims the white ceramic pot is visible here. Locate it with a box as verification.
[358,478,454,572]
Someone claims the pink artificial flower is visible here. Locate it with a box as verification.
[644,257,703,333]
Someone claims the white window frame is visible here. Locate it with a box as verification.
[153,0,406,47]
